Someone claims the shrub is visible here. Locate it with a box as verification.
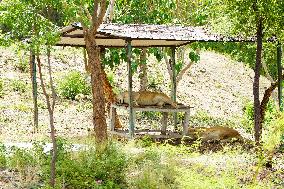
[58,71,91,100]
[11,79,27,93]
[0,79,3,97]
[15,58,29,73]
[14,49,29,73]
[0,144,7,168]
[127,148,179,189]
[241,101,254,133]
[39,140,128,188]
[9,147,37,172]
[241,100,278,133]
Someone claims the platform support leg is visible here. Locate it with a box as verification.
[182,111,190,136]
[161,112,168,135]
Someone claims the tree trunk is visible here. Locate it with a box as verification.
[29,50,38,132]
[139,48,148,91]
[253,16,263,145]
[36,50,57,187]
[85,33,107,144]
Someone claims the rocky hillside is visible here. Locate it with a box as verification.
[0,46,270,141]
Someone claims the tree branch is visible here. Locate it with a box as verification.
[36,54,51,110]
[176,60,194,84]
[91,1,99,29]
[260,73,284,124]
[47,47,56,111]
[159,47,173,81]
[96,0,107,29]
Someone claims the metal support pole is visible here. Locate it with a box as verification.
[30,49,38,131]
[277,42,283,111]
[171,46,178,130]
[126,39,135,138]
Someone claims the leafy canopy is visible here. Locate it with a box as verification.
[210,0,284,40]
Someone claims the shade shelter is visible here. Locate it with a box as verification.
[55,22,282,138]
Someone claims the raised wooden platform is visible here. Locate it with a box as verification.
[109,103,193,139]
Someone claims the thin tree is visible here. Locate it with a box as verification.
[36,47,57,187]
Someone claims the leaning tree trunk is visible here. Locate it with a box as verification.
[260,73,284,125]
[253,16,263,145]
[85,32,107,144]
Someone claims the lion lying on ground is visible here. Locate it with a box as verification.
[188,126,242,142]
[117,91,177,108]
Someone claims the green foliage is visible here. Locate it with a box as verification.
[136,135,154,148]
[175,60,183,74]
[58,71,91,100]
[9,147,37,172]
[148,74,164,90]
[11,79,27,93]
[263,113,284,152]
[38,140,128,188]
[15,49,29,73]
[139,111,162,120]
[189,111,235,128]
[0,144,7,168]
[0,79,4,97]
[241,101,254,133]
[188,51,200,63]
[242,100,279,133]
[192,41,278,80]
[128,147,179,188]
[114,0,176,24]
[0,0,61,48]
[102,48,127,69]
[210,0,284,41]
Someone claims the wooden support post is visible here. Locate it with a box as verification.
[171,46,178,130]
[30,49,38,131]
[126,39,135,138]
[161,112,168,135]
[277,42,283,111]
[182,111,190,136]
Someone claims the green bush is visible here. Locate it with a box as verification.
[241,101,254,133]
[0,79,4,97]
[39,140,127,188]
[128,148,179,189]
[189,111,234,128]
[9,147,37,172]
[15,49,29,73]
[11,79,27,93]
[15,58,29,73]
[0,144,7,168]
[58,71,91,100]
[242,100,278,133]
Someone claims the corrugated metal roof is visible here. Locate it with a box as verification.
[56,23,253,48]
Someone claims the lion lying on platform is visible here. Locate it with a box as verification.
[117,91,177,108]
[188,126,242,142]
